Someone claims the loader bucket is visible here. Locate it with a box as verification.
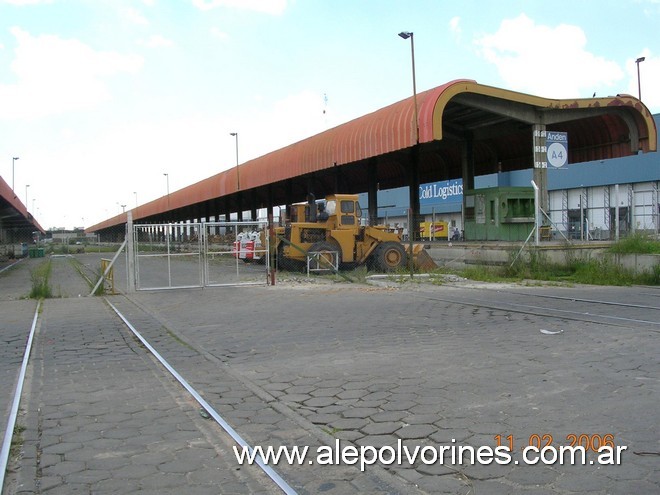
[406,244,437,271]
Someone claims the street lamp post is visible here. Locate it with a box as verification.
[230,132,239,190]
[635,56,645,100]
[134,191,138,208]
[25,184,30,207]
[12,157,19,191]
[121,204,126,213]
[163,173,169,206]
[398,31,419,144]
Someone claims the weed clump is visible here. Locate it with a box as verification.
[29,260,52,299]
[609,234,660,254]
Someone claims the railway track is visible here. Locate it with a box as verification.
[1,299,296,495]
[415,283,660,331]
[0,258,297,495]
[3,255,658,494]
[2,257,412,495]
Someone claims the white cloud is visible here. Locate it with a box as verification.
[449,16,461,40]
[123,7,149,26]
[139,34,174,48]
[21,89,337,229]
[191,0,287,15]
[2,0,53,5]
[475,14,624,98]
[244,90,336,159]
[210,27,229,40]
[0,28,143,120]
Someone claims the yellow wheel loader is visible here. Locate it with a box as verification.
[272,194,436,272]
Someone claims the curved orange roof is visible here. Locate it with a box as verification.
[87,79,657,232]
[0,174,45,234]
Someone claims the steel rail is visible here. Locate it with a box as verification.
[0,258,23,274]
[472,289,660,311]
[106,299,298,495]
[0,300,40,492]
[416,293,660,330]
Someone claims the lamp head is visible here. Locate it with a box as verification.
[398,31,412,40]
[230,132,237,137]
[636,56,646,63]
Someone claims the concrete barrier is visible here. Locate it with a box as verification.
[427,242,659,275]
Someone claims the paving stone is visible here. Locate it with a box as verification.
[342,407,380,419]
[506,465,559,486]
[41,442,84,455]
[381,400,418,412]
[415,472,471,494]
[415,462,459,476]
[404,414,442,425]
[333,430,364,442]
[336,389,365,400]
[43,460,86,476]
[329,418,369,431]
[430,429,473,443]
[354,435,397,449]
[395,424,437,439]
[303,396,336,407]
[310,387,344,397]
[307,413,342,425]
[361,422,402,436]
[370,411,407,423]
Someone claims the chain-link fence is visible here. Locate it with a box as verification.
[203,221,270,286]
[130,220,270,290]
[548,184,659,241]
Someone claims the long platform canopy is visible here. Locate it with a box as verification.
[88,79,657,232]
[0,175,45,238]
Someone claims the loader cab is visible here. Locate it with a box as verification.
[325,196,362,229]
[289,202,308,223]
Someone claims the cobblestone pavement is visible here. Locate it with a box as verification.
[126,281,660,495]
[1,253,659,494]
[1,258,41,434]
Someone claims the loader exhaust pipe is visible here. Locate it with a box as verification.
[307,193,317,222]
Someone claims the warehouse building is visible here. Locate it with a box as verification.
[366,114,659,241]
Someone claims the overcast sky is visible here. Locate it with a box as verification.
[1,0,658,230]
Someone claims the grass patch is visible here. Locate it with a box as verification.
[10,424,26,459]
[608,234,660,254]
[281,243,659,287]
[432,248,659,287]
[29,260,52,299]
[321,426,342,436]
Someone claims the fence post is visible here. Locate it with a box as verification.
[615,184,620,242]
[126,211,135,292]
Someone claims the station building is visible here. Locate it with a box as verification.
[365,114,660,241]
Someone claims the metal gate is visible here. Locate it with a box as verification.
[133,221,270,290]
[203,221,270,287]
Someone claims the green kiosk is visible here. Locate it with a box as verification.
[464,187,536,241]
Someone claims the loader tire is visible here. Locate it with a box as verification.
[307,241,341,271]
[373,241,406,272]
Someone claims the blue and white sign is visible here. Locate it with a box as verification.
[546,131,568,168]
[419,179,463,206]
